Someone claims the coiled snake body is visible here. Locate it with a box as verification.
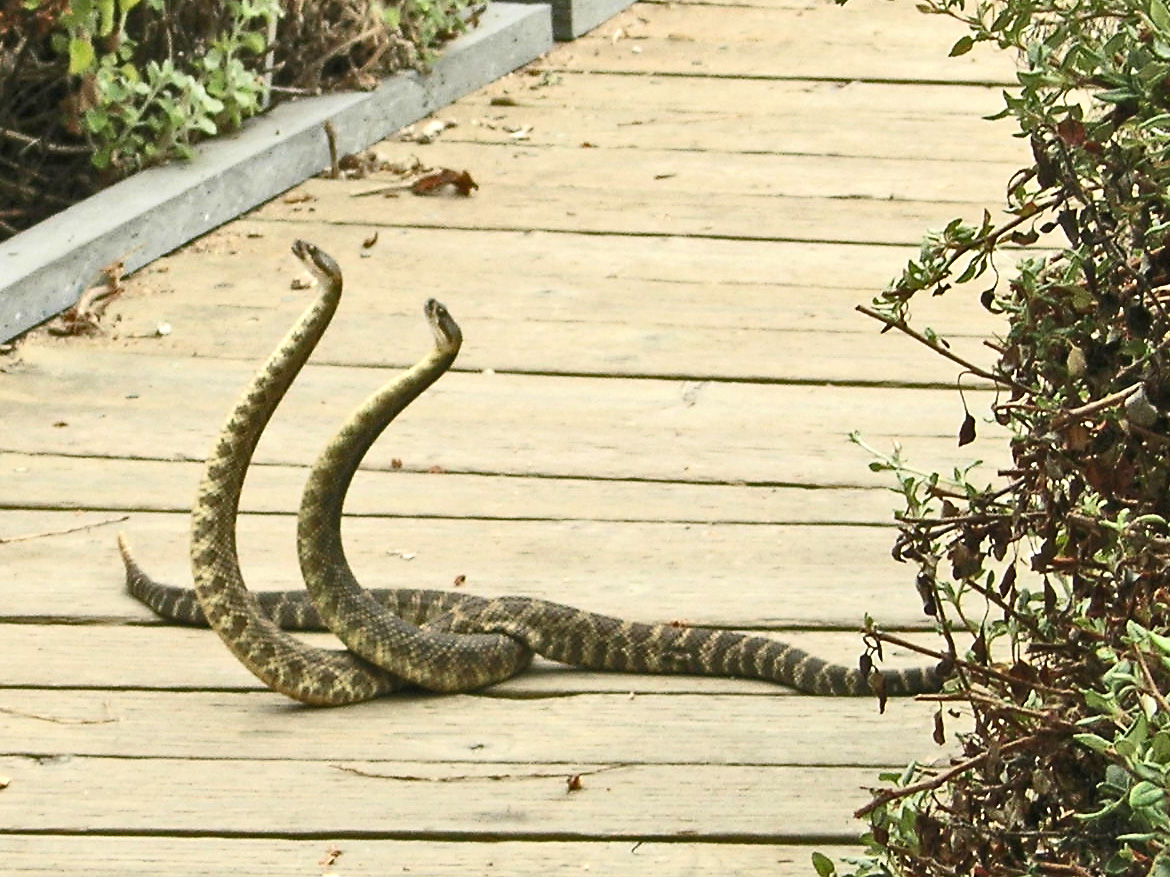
[120,241,942,704]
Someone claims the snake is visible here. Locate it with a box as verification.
[121,240,943,701]
[120,241,406,704]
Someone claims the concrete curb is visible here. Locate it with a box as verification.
[513,0,631,39]
[0,3,554,343]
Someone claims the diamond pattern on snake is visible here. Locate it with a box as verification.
[119,240,943,706]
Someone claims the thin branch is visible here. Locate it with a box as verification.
[1052,382,1142,428]
[854,735,1037,818]
[0,126,91,155]
[855,304,1031,394]
[873,630,1071,695]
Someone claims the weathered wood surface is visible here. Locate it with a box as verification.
[558,0,1014,82]
[0,756,903,837]
[63,227,1009,385]
[0,345,1007,485]
[0,0,1015,872]
[5,837,859,877]
[446,78,1021,161]
[1,509,931,627]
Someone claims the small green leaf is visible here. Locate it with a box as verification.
[811,851,837,877]
[68,36,96,74]
[1073,732,1114,753]
[83,106,110,133]
[97,0,115,35]
[949,35,975,56]
[1128,780,1164,809]
[240,30,266,54]
[1152,0,1170,32]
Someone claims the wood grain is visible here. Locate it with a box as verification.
[0,0,1017,868]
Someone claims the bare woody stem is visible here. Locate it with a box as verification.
[1052,382,1141,428]
[854,735,1038,819]
[854,304,1031,394]
[871,630,1073,697]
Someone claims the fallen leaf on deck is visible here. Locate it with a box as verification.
[411,169,478,197]
[362,232,379,249]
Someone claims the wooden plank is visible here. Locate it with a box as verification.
[253,174,1004,249]
[555,1,1015,83]
[0,755,913,839]
[138,218,985,298]
[0,454,905,522]
[295,141,1019,205]
[0,346,1009,485]
[442,76,1024,162]
[0,625,943,691]
[112,226,1002,336]
[1,835,863,877]
[102,297,999,387]
[0,507,937,627]
[88,226,1008,386]
[484,68,1007,117]
[0,453,908,521]
[0,688,948,765]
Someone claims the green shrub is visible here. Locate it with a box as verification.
[818,0,1170,873]
[51,0,277,171]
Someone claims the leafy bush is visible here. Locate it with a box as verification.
[0,0,479,238]
[52,0,278,170]
[815,0,1170,873]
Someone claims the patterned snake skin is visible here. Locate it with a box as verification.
[119,241,399,704]
[120,241,943,702]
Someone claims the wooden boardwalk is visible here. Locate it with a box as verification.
[1,0,1019,872]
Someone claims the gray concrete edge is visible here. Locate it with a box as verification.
[0,2,553,343]
[512,0,634,40]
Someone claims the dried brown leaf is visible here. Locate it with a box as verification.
[411,169,478,197]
